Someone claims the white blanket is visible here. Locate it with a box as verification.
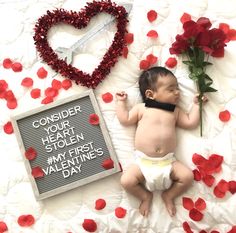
[0,0,236,232]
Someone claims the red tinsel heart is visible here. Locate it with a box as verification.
[33,1,128,88]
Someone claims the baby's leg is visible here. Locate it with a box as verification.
[162,161,193,217]
[120,164,153,217]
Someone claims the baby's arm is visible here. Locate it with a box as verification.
[115,91,140,126]
[177,94,208,129]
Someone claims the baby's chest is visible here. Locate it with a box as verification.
[141,109,177,126]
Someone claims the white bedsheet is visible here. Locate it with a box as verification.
[0,0,236,232]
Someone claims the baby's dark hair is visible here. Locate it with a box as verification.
[138,66,175,101]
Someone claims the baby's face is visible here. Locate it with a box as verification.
[152,74,180,104]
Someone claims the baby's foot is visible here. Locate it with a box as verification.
[161,191,176,217]
[139,192,153,217]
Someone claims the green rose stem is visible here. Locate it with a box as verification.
[196,80,204,136]
[185,46,206,136]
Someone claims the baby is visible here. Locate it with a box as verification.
[115,66,207,217]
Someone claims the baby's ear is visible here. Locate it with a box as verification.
[145,89,154,99]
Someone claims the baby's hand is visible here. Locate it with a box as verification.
[194,94,208,104]
[116,91,128,101]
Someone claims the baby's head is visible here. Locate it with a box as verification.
[138,66,179,103]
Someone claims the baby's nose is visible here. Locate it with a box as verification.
[175,89,180,95]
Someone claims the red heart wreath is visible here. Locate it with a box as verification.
[33,1,128,88]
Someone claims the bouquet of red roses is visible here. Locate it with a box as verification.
[169,16,232,136]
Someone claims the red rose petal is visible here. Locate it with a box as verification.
[165,57,177,68]
[219,23,230,34]
[219,110,231,122]
[146,54,158,65]
[147,10,157,22]
[102,158,114,170]
[30,88,41,99]
[3,121,14,134]
[0,221,8,232]
[228,226,236,233]
[3,58,12,69]
[0,79,8,90]
[89,113,99,125]
[180,13,191,24]
[195,198,206,211]
[82,219,97,232]
[139,60,150,70]
[102,92,113,103]
[7,98,17,109]
[228,180,236,194]
[228,29,236,41]
[147,30,158,38]
[192,153,207,166]
[197,166,206,178]
[199,231,207,233]
[193,169,202,181]
[95,198,106,210]
[122,46,128,58]
[189,208,204,221]
[52,79,62,90]
[217,179,229,192]
[31,166,44,178]
[25,147,37,160]
[21,77,33,87]
[45,87,58,98]
[182,197,194,210]
[115,207,127,218]
[11,62,23,72]
[61,79,72,90]
[214,165,222,173]
[213,185,226,198]
[182,221,193,233]
[202,174,215,186]
[0,89,6,99]
[124,33,134,44]
[4,90,15,100]
[37,67,48,79]
[17,215,35,227]
[211,231,220,233]
[41,96,54,105]
[208,154,223,167]
[202,174,215,187]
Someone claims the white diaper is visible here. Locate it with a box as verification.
[134,150,176,192]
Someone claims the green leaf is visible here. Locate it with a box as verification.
[183,61,194,66]
[202,61,212,66]
[204,74,213,82]
[204,86,218,92]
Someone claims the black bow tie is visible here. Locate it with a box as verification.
[144,98,176,112]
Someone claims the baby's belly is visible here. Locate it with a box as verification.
[134,128,176,157]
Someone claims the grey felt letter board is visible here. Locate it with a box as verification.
[12,90,121,200]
